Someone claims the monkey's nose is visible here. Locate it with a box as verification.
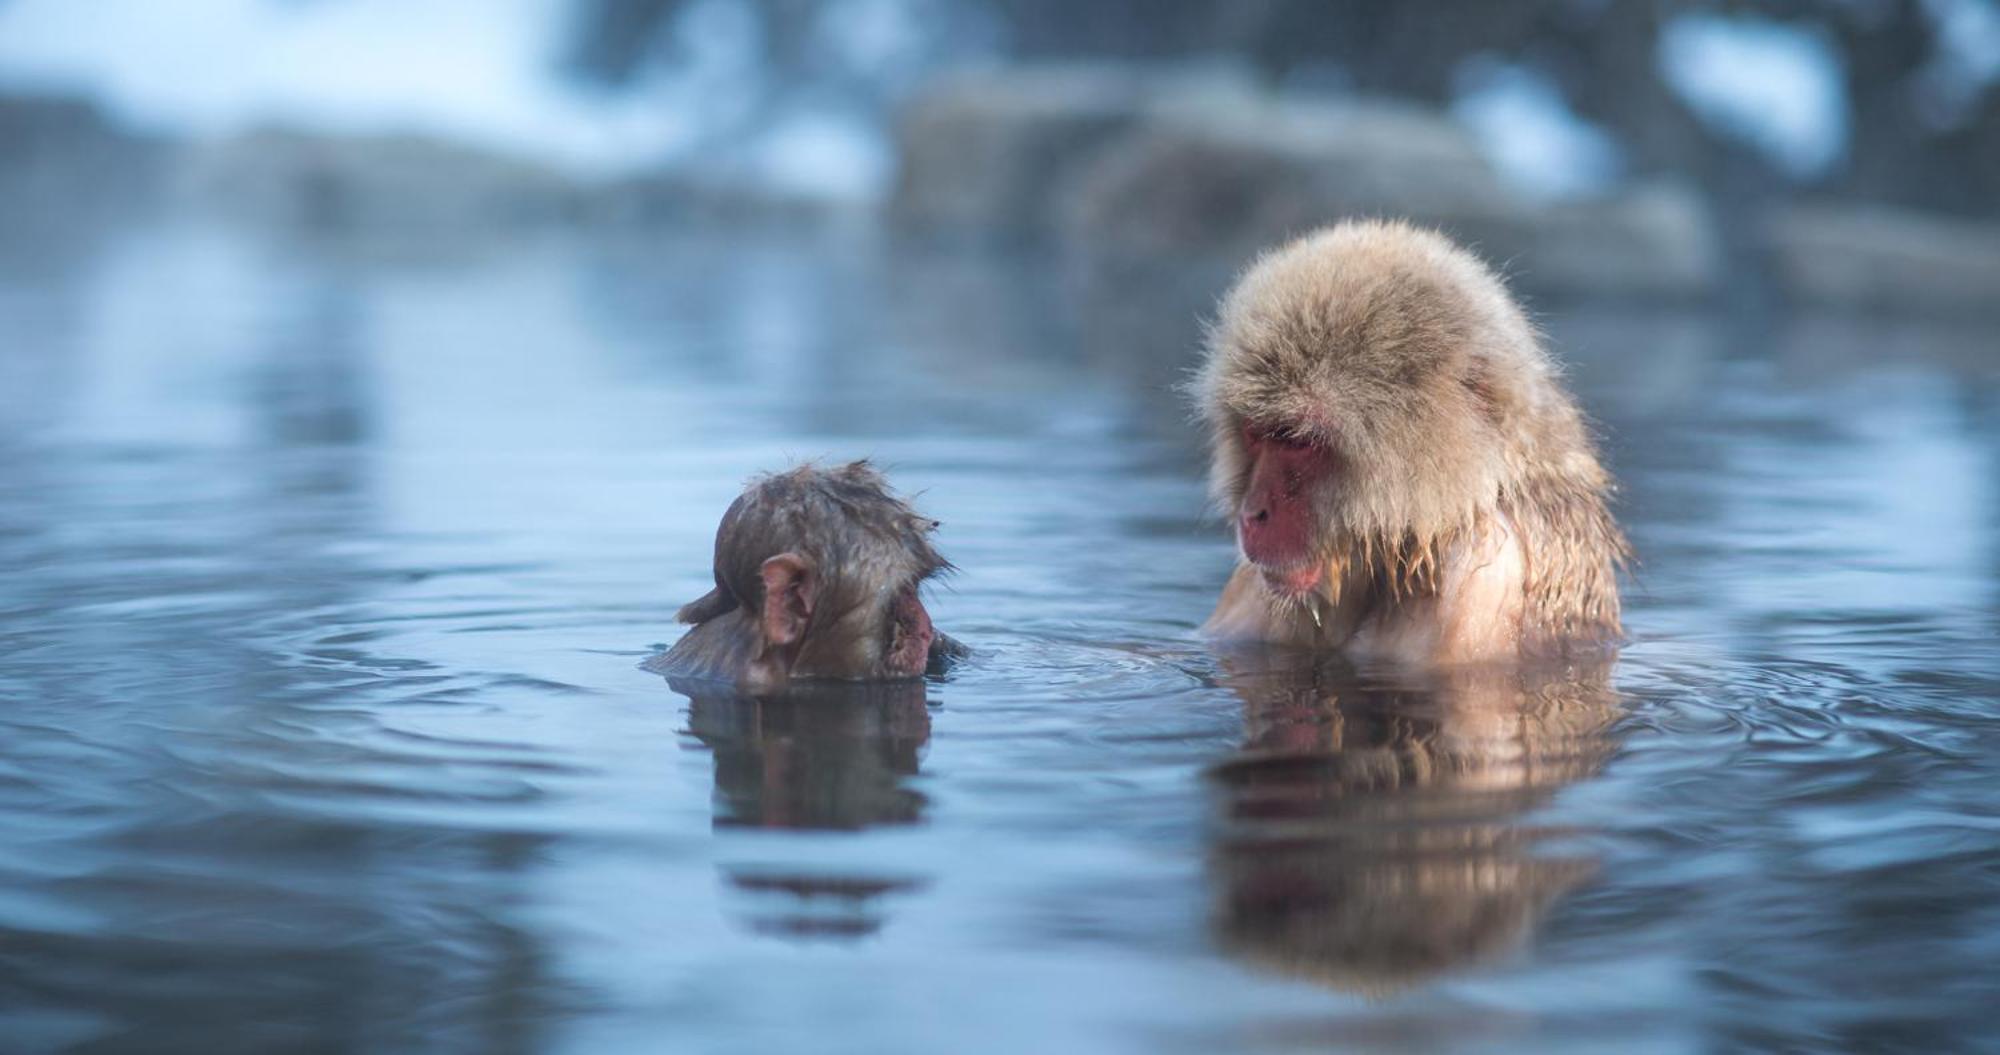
[1241,506,1270,530]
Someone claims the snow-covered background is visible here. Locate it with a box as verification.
[0,0,1916,202]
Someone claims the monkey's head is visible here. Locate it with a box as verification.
[673,462,952,688]
[1196,220,1596,600]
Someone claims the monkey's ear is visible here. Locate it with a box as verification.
[758,553,815,647]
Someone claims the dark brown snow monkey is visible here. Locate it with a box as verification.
[1196,220,1629,664]
[657,462,963,691]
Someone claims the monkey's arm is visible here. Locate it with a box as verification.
[1203,564,1277,642]
[926,631,970,675]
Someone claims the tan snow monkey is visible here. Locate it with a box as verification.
[1196,220,1629,664]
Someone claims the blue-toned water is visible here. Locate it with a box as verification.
[0,220,1995,1053]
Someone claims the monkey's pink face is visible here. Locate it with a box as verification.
[881,583,936,678]
[1236,423,1336,595]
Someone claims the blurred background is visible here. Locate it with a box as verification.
[3,0,1998,313]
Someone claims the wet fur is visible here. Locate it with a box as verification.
[1195,220,1629,660]
[659,461,955,686]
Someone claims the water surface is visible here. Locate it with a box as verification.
[0,221,1996,1053]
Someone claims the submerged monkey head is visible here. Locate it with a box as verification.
[1195,220,1625,649]
[662,462,955,689]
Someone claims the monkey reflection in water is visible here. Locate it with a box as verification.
[1206,649,1620,994]
[648,462,962,936]
[671,678,932,832]
[659,676,936,939]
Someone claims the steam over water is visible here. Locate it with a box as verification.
[1,222,1996,1053]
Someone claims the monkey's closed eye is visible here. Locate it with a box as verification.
[1257,425,1314,450]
